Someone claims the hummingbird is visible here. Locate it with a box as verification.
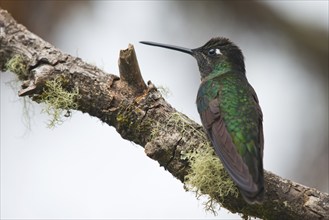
[140,37,264,204]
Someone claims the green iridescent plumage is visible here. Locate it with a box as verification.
[140,37,264,204]
[198,73,261,156]
[197,70,263,202]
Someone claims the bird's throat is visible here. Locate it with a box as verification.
[202,62,233,82]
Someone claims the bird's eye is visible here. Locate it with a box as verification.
[208,48,221,56]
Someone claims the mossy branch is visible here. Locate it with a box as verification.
[1,7,328,220]
[38,75,80,128]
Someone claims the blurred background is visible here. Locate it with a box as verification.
[1,1,328,219]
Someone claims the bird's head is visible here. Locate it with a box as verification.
[140,37,245,80]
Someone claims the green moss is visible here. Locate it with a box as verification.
[182,145,239,215]
[149,112,206,144]
[4,55,28,80]
[116,104,153,143]
[168,112,206,138]
[38,75,80,128]
[159,113,238,215]
[149,120,161,140]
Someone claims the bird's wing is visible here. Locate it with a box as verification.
[252,90,264,159]
[200,98,261,194]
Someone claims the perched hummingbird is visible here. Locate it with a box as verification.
[140,37,264,204]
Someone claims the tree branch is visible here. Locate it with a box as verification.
[1,8,328,220]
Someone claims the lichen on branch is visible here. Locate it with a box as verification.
[182,145,239,214]
[4,54,28,80]
[36,75,80,128]
[163,112,239,214]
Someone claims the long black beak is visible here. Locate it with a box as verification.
[140,41,193,55]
